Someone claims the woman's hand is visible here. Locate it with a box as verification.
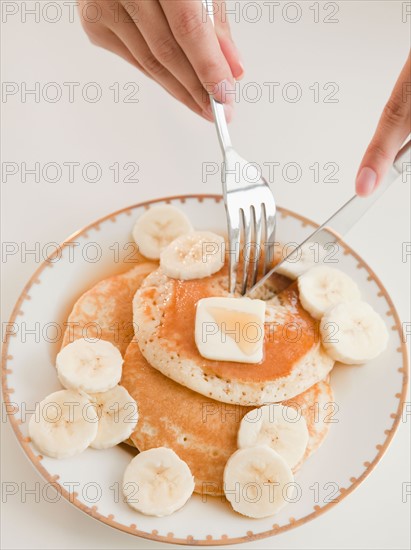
[356,52,411,196]
[78,0,243,121]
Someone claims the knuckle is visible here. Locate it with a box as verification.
[80,19,103,45]
[79,1,114,42]
[197,58,222,82]
[140,53,165,77]
[383,96,407,126]
[367,141,391,163]
[173,10,206,40]
[151,36,180,65]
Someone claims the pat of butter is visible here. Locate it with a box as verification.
[194,297,266,364]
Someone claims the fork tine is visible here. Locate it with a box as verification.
[263,202,276,274]
[261,204,268,272]
[240,208,252,295]
[227,209,241,294]
[250,204,263,289]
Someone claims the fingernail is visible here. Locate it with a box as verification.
[235,64,245,81]
[214,79,236,105]
[356,167,377,196]
[231,43,245,80]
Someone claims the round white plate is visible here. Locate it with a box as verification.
[2,195,408,546]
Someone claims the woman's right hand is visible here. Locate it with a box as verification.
[78,0,244,122]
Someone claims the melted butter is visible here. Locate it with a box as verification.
[207,307,263,356]
[158,269,318,383]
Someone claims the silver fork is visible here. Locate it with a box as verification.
[204,0,276,294]
[211,112,277,295]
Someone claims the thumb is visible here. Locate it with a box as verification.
[356,52,411,196]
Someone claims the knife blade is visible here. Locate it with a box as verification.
[248,140,410,299]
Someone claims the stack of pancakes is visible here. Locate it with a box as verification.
[62,261,334,496]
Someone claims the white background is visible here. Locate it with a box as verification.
[1,1,410,548]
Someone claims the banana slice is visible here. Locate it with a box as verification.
[276,241,328,280]
[160,231,225,280]
[320,300,389,364]
[298,266,361,319]
[56,338,123,393]
[90,385,139,449]
[224,445,294,518]
[237,404,309,469]
[28,389,98,459]
[123,447,194,516]
[132,205,193,260]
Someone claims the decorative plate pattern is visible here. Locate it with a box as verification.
[2,195,408,546]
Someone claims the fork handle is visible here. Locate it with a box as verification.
[203,0,233,154]
[209,99,232,152]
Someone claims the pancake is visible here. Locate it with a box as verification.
[286,375,333,471]
[62,262,156,355]
[133,268,334,405]
[122,342,334,496]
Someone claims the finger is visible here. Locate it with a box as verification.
[356,53,411,196]
[78,1,149,75]
[126,0,214,116]
[160,0,236,104]
[214,1,244,80]
[86,25,150,75]
[216,31,244,82]
[109,4,213,121]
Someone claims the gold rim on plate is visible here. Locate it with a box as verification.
[2,194,408,546]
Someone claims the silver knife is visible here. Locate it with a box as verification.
[248,140,411,298]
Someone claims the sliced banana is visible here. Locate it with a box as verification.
[132,205,193,260]
[90,385,139,449]
[57,338,123,393]
[224,445,294,518]
[276,241,328,280]
[160,231,225,280]
[237,404,309,469]
[298,266,361,320]
[123,447,194,517]
[320,300,389,364]
[28,389,98,459]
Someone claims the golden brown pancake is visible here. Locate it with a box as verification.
[122,341,333,496]
[133,268,334,405]
[61,262,156,355]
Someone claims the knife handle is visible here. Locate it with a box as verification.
[311,138,410,241]
[393,139,411,176]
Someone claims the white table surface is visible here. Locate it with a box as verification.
[1,1,410,548]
